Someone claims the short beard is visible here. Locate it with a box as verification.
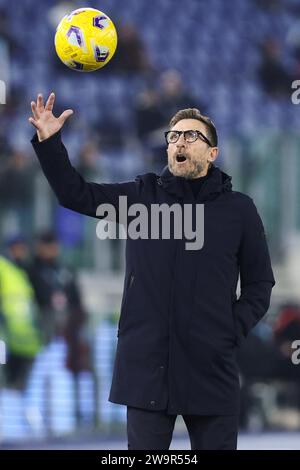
[169,159,206,179]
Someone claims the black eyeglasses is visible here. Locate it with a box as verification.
[164,129,213,147]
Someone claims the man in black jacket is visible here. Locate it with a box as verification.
[29,93,275,450]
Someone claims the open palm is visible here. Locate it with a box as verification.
[29,93,73,142]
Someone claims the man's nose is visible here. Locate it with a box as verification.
[176,133,186,148]
[177,132,186,143]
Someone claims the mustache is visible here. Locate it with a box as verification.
[174,151,189,163]
[174,151,189,158]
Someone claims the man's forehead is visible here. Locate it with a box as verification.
[171,119,206,133]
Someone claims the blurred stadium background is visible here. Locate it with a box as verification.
[0,0,300,450]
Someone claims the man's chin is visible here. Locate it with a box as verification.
[169,163,190,178]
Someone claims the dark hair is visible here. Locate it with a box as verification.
[169,108,218,147]
[36,230,58,244]
[5,234,27,247]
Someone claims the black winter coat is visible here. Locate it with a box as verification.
[32,131,275,415]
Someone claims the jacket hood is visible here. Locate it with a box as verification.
[156,164,232,201]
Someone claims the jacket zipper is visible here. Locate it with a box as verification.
[167,198,182,412]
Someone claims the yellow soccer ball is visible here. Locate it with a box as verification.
[54,7,118,72]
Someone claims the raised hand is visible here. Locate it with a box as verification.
[29,92,74,142]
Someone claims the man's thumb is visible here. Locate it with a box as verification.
[58,109,74,124]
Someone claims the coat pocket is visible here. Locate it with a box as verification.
[118,271,135,335]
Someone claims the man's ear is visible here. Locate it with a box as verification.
[208,147,218,163]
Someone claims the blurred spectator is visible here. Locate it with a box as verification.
[0,148,36,239]
[0,235,42,391]
[257,38,292,98]
[273,303,300,360]
[157,69,206,123]
[135,87,164,141]
[238,304,300,384]
[95,119,125,155]
[0,7,22,56]
[237,303,300,428]
[108,23,154,76]
[76,141,103,181]
[254,0,283,11]
[28,231,91,374]
[6,233,30,270]
[134,86,165,170]
[293,45,300,81]
[0,85,25,127]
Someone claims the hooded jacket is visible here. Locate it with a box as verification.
[31,131,275,415]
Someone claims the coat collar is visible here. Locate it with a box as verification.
[157,164,232,201]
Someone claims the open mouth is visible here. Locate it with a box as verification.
[176,154,187,163]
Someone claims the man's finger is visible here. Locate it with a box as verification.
[28,117,41,130]
[45,92,55,112]
[37,93,44,113]
[58,109,74,124]
[31,101,40,120]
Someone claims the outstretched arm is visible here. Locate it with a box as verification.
[29,93,140,217]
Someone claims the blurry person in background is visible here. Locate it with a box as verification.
[76,141,103,181]
[254,0,283,11]
[28,231,90,374]
[0,235,42,391]
[28,230,91,424]
[273,303,300,362]
[5,233,29,270]
[257,38,292,98]
[0,6,24,91]
[0,147,36,239]
[135,87,164,141]
[238,303,300,429]
[108,22,153,76]
[0,6,26,58]
[157,69,206,124]
[134,86,165,170]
